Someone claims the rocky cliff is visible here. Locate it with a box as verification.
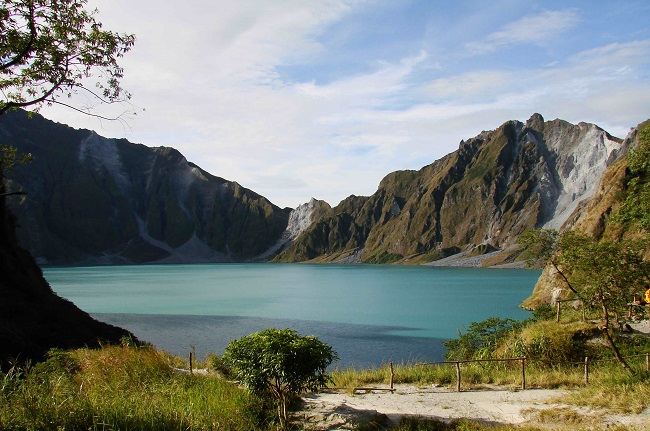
[275,114,626,264]
[1,110,291,264]
[522,120,649,308]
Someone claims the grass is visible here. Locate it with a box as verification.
[332,361,589,391]
[1,327,649,431]
[0,343,270,431]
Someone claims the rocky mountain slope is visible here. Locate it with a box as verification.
[522,120,650,308]
[1,110,291,264]
[0,176,133,370]
[274,114,627,264]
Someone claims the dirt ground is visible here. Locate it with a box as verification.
[297,384,650,430]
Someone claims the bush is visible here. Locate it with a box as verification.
[224,328,337,429]
[502,321,598,363]
[444,317,527,361]
[206,353,231,377]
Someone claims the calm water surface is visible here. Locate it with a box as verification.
[44,264,539,367]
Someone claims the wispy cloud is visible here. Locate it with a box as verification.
[39,2,650,208]
[465,9,580,54]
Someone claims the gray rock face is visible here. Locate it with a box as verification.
[255,198,331,260]
[1,110,290,264]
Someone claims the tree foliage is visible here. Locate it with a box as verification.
[518,229,559,269]
[519,229,650,371]
[0,0,135,117]
[223,328,337,429]
[612,124,650,232]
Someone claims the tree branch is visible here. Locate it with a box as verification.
[0,0,37,71]
[0,73,68,115]
[47,99,132,122]
[551,259,584,301]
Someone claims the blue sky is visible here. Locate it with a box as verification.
[41,0,650,208]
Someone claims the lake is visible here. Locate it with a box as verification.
[43,263,540,368]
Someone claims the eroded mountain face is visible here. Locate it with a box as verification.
[523,120,650,309]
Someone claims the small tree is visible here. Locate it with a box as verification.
[223,328,337,429]
[519,230,650,372]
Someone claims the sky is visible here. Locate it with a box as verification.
[40,0,650,209]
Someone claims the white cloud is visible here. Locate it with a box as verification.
[36,2,650,209]
[465,9,580,54]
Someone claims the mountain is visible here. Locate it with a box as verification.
[274,114,627,265]
[1,111,631,267]
[522,120,650,308]
[1,110,291,265]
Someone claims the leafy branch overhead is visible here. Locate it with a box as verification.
[0,0,135,117]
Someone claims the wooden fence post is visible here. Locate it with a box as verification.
[646,353,649,372]
[455,362,461,392]
[521,358,526,390]
[389,362,394,390]
[189,352,193,374]
[584,357,589,383]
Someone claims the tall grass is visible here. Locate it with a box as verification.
[332,360,590,391]
[332,358,650,412]
[0,344,269,431]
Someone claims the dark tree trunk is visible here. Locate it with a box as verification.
[600,295,634,374]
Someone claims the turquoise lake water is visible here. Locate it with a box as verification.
[43,263,540,367]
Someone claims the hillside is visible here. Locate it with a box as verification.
[1,110,291,264]
[275,114,626,265]
[523,119,650,308]
[0,177,133,370]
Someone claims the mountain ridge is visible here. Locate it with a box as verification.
[1,110,631,267]
[1,109,291,264]
[274,114,627,265]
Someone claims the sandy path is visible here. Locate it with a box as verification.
[299,384,650,430]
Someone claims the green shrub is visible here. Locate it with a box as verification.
[206,352,231,376]
[224,328,337,429]
[501,321,598,364]
[444,317,527,361]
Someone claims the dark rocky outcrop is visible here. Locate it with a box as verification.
[1,110,291,264]
[275,114,626,264]
[0,180,133,370]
